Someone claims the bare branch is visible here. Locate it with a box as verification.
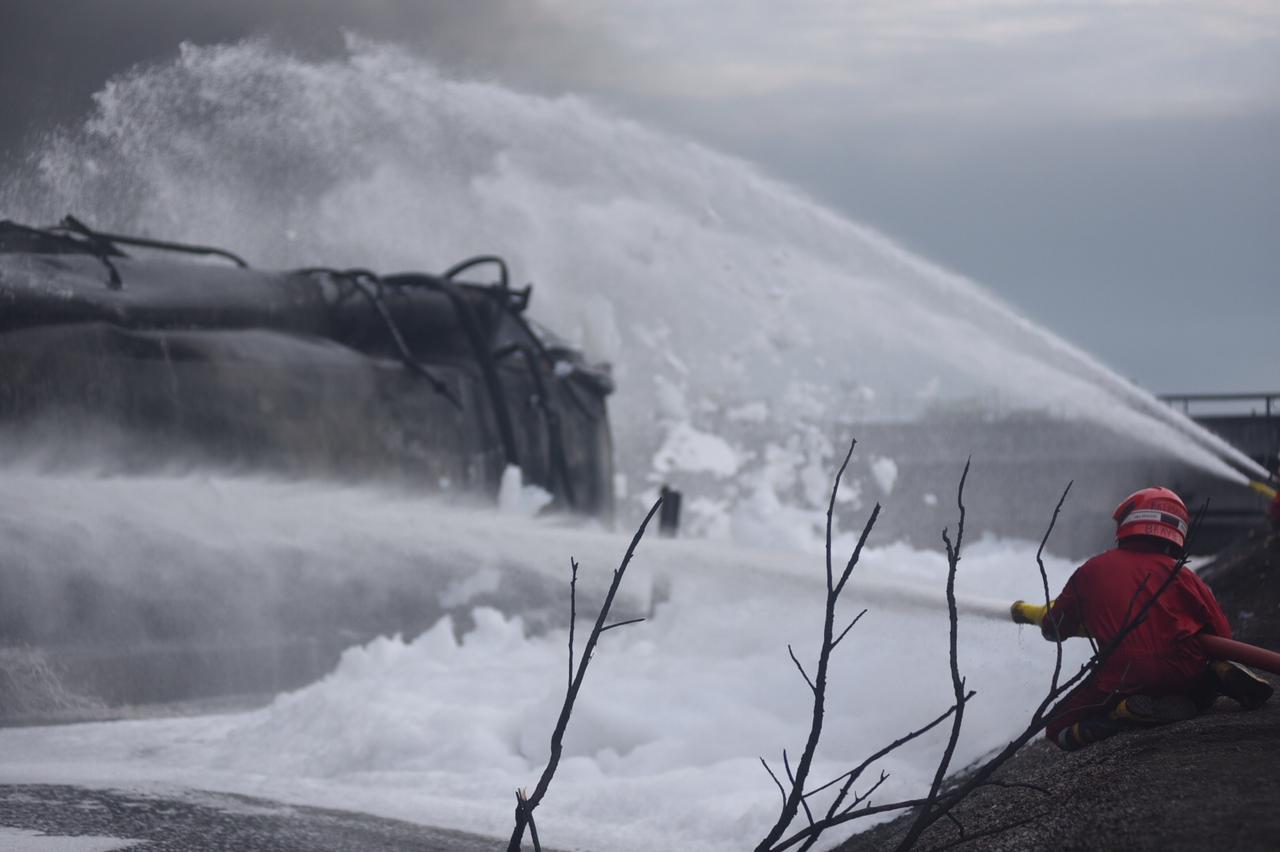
[513,790,542,852]
[896,459,971,851]
[806,689,975,818]
[507,496,664,852]
[601,617,646,633]
[1118,575,1153,636]
[568,559,578,692]
[754,437,881,852]
[825,438,858,595]
[835,505,882,599]
[847,770,889,813]
[769,793,963,852]
[1035,483,1071,697]
[831,608,869,651]
[925,807,1048,852]
[783,750,815,826]
[761,757,787,811]
[788,644,817,694]
[799,772,895,851]
[526,808,542,852]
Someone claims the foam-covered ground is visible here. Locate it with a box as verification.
[0,480,1093,851]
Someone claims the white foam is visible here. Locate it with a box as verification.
[0,476,1088,851]
[870,456,899,495]
[498,465,554,517]
[653,422,741,478]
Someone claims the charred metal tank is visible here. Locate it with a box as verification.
[0,216,615,516]
[0,216,619,718]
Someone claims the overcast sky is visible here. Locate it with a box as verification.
[2,0,1277,395]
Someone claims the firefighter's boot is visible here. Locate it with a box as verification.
[1109,694,1198,726]
[1056,716,1125,751]
[1211,661,1274,711]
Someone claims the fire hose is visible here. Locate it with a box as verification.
[1010,600,1280,676]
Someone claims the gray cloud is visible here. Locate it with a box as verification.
[583,1,1280,120]
[0,0,613,162]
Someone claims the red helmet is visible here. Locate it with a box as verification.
[1112,487,1189,548]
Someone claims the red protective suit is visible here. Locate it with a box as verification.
[1043,539,1231,742]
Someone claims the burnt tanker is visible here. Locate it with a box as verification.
[0,217,619,718]
[0,216,615,515]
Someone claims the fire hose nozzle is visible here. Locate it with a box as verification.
[1248,480,1277,500]
[1010,600,1049,626]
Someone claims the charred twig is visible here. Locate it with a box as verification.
[803,695,972,802]
[513,790,542,852]
[762,757,788,812]
[787,645,817,693]
[895,460,971,851]
[527,812,541,852]
[831,609,868,650]
[758,445,985,852]
[769,791,970,852]
[783,750,815,826]
[1037,483,1072,695]
[927,786,1079,852]
[926,808,1046,852]
[807,687,975,851]
[786,707,975,851]
[567,559,578,689]
[506,496,664,851]
[856,771,889,805]
[601,617,646,633]
[754,438,882,851]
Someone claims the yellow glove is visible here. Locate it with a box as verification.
[1010,599,1050,626]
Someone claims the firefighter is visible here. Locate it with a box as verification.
[1011,487,1273,751]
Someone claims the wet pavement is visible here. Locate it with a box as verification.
[0,785,505,851]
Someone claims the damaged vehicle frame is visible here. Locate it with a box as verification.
[0,216,615,518]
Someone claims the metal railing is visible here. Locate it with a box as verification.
[1159,392,1280,417]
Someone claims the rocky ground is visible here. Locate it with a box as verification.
[836,524,1280,852]
[835,693,1280,852]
